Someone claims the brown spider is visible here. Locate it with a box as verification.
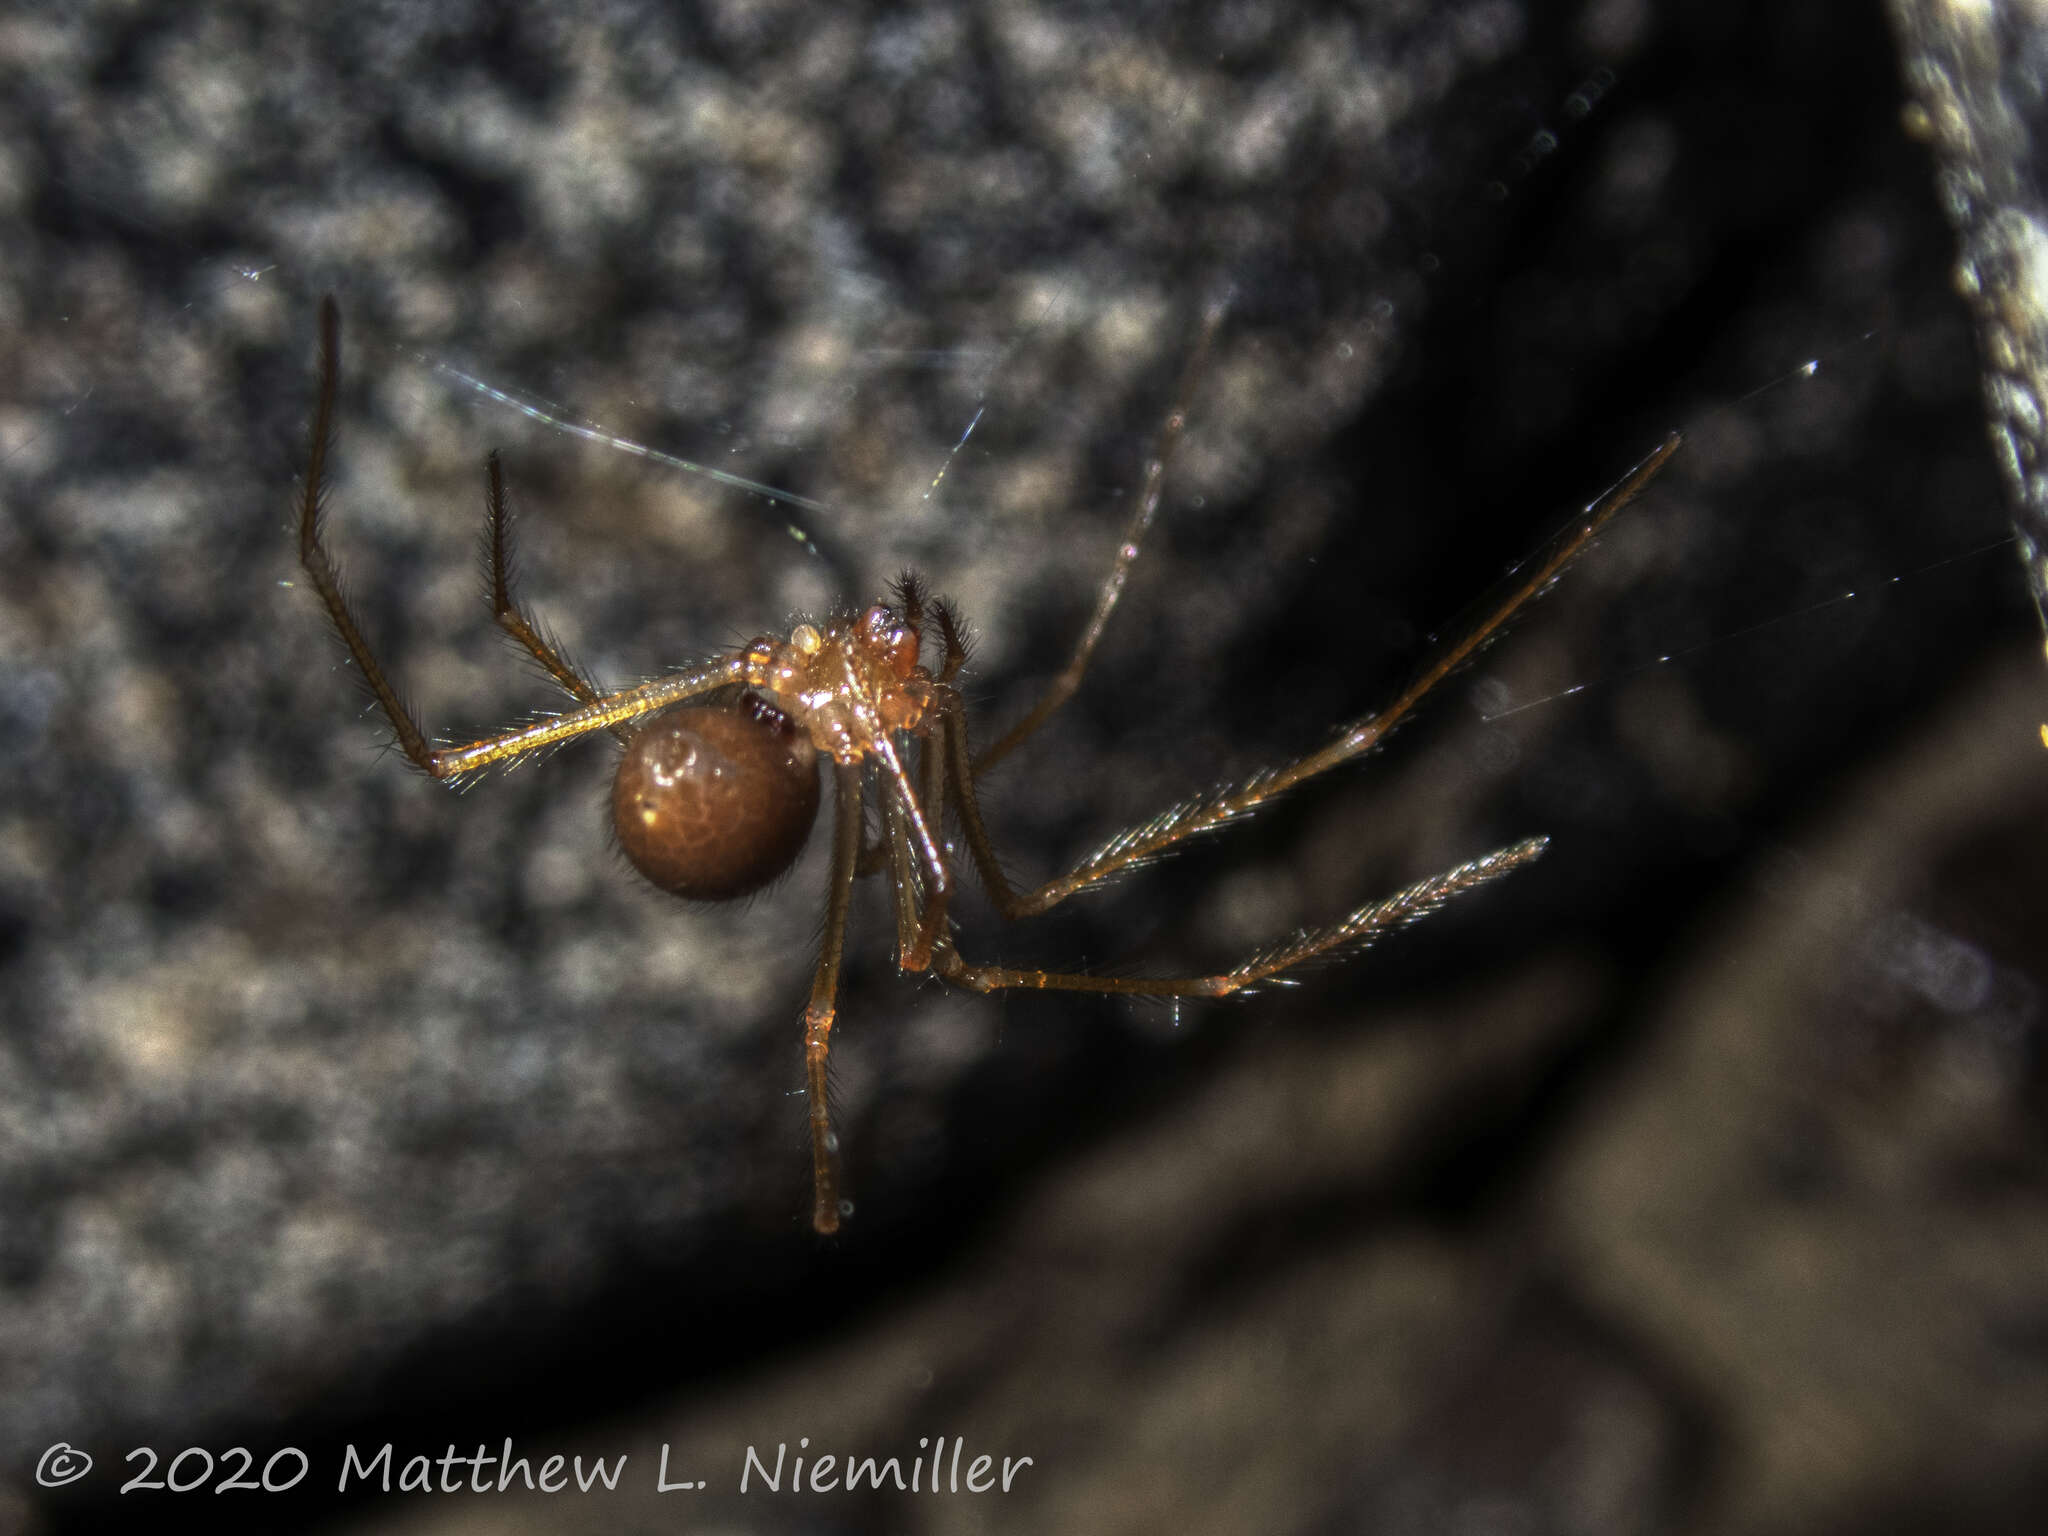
[294,295,1679,1234]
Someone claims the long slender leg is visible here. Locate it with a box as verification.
[855,574,940,880]
[880,596,972,969]
[975,294,1230,772]
[882,781,925,956]
[892,603,968,956]
[854,834,893,880]
[860,704,955,889]
[298,296,747,781]
[882,724,958,969]
[482,453,631,745]
[930,836,1548,998]
[947,434,1683,920]
[297,296,438,772]
[427,657,751,776]
[870,731,951,971]
[805,762,866,1235]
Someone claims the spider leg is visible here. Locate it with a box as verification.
[296,296,438,773]
[883,716,953,965]
[481,452,631,745]
[805,762,866,1234]
[861,719,953,891]
[854,833,893,880]
[427,656,751,777]
[871,731,951,971]
[947,434,1682,919]
[852,578,953,882]
[928,837,1548,999]
[974,294,1229,773]
[882,781,926,955]
[880,599,974,968]
[299,297,740,781]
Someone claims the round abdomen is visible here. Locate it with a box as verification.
[611,695,820,901]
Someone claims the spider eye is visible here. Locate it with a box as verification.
[612,696,821,901]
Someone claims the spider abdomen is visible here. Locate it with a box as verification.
[611,693,820,901]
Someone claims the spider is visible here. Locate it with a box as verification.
[293,295,1679,1234]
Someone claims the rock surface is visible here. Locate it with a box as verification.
[2,1,2041,1533]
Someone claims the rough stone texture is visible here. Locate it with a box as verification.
[1550,657,2048,1535]
[1,1,2041,1534]
[1887,0,2048,699]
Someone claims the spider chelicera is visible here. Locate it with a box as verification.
[294,295,1679,1234]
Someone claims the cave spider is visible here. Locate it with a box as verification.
[293,295,1680,1234]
